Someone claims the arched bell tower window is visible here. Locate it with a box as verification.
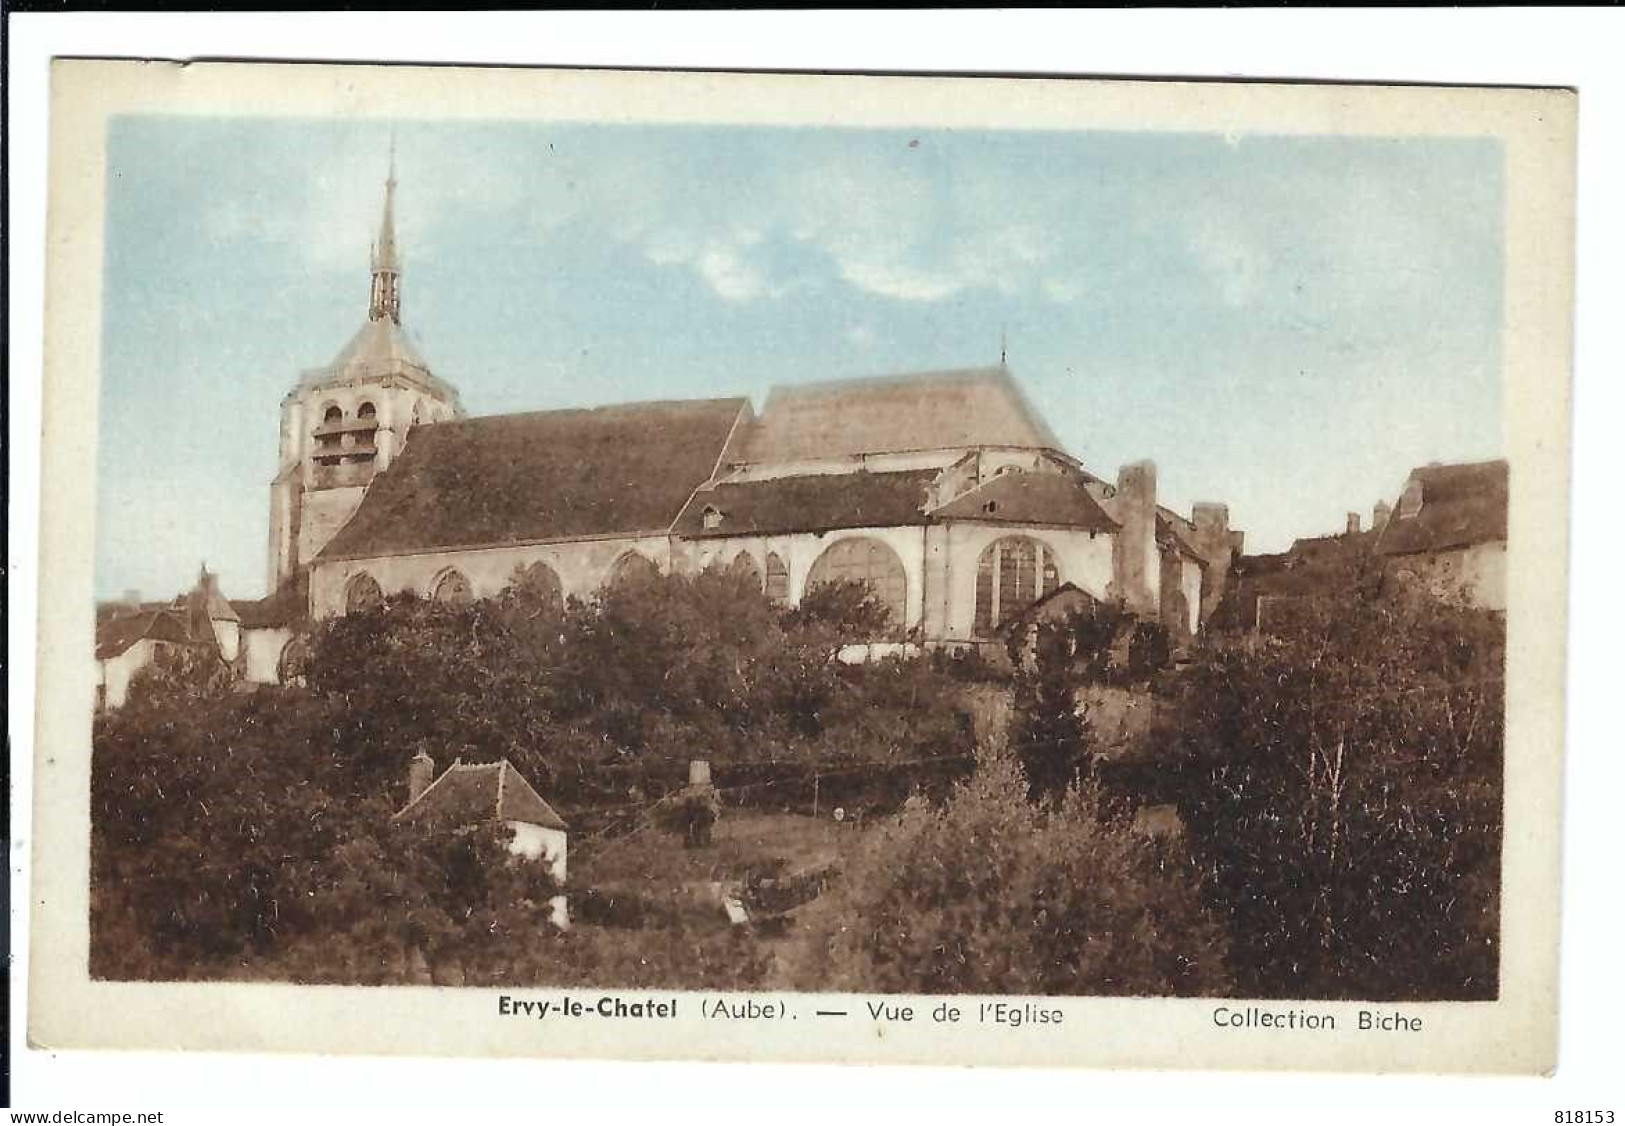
[345,572,383,615]
[974,536,1061,637]
[430,568,474,606]
[355,401,378,450]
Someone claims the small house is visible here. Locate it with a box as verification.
[392,755,570,888]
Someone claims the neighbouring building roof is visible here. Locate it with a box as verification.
[676,469,939,538]
[1375,459,1509,557]
[232,571,311,630]
[737,365,1063,465]
[318,397,750,560]
[930,471,1118,532]
[393,759,568,833]
[94,608,194,661]
[1155,512,1206,563]
[1000,582,1102,634]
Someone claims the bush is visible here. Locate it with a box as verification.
[1126,621,1171,681]
[818,750,1230,996]
[1170,592,1504,1000]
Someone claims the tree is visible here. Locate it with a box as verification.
[1170,590,1504,1000]
[1009,618,1091,801]
[820,749,1229,996]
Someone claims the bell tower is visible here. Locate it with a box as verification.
[266,148,463,594]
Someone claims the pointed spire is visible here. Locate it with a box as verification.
[368,135,402,324]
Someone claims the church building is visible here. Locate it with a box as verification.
[232,166,1243,684]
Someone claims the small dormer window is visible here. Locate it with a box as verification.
[702,506,724,530]
[1397,478,1424,520]
[983,500,999,515]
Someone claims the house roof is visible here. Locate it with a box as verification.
[737,365,1063,465]
[94,609,194,661]
[675,469,939,539]
[1374,459,1509,557]
[999,582,1102,634]
[393,759,567,832]
[318,397,749,561]
[930,471,1118,532]
[231,571,310,630]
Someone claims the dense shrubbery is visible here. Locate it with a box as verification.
[90,571,970,980]
[1169,590,1505,1000]
[819,748,1230,996]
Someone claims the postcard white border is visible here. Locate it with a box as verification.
[27,57,1574,1076]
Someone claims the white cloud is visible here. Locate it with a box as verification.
[696,245,766,302]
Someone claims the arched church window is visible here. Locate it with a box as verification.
[974,536,1061,637]
[323,405,343,424]
[276,635,311,687]
[430,568,474,606]
[765,553,790,605]
[513,560,563,614]
[607,551,661,589]
[728,552,762,591]
[357,401,376,419]
[344,572,383,615]
[805,537,907,630]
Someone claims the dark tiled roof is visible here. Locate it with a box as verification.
[930,471,1118,532]
[676,469,938,539]
[94,609,193,661]
[394,759,567,832]
[319,398,749,560]
[738,366,1062,464]
[1375,459,1509,557]
[232,571,310,630]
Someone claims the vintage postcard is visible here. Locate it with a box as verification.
[29,59,1574,1072]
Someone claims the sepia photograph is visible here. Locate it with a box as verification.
[27,58,1574,1073]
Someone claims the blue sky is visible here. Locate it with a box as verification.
[96,116,1504,601]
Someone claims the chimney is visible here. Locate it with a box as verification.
[1109,460,1158,615]
[1372,500,1392,532]
[408,751,436,803]
[1190,502,1235,626]
[1346,512,1362,536]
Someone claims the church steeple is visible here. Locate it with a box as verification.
[368,142,401,324]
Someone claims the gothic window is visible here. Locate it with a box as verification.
[430,568,474,606]
[607,551,661,589]
[513,560,563,613]
[974,536,1061,637]
[344,572,383,615]
[765,552,790,605]
[276,635,311,687]
[805,537,907,630]
[728,552,762,591]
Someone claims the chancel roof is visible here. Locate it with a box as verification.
[930,471,1118,532]
[737,365,1063,465]
[319,397,750,560]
